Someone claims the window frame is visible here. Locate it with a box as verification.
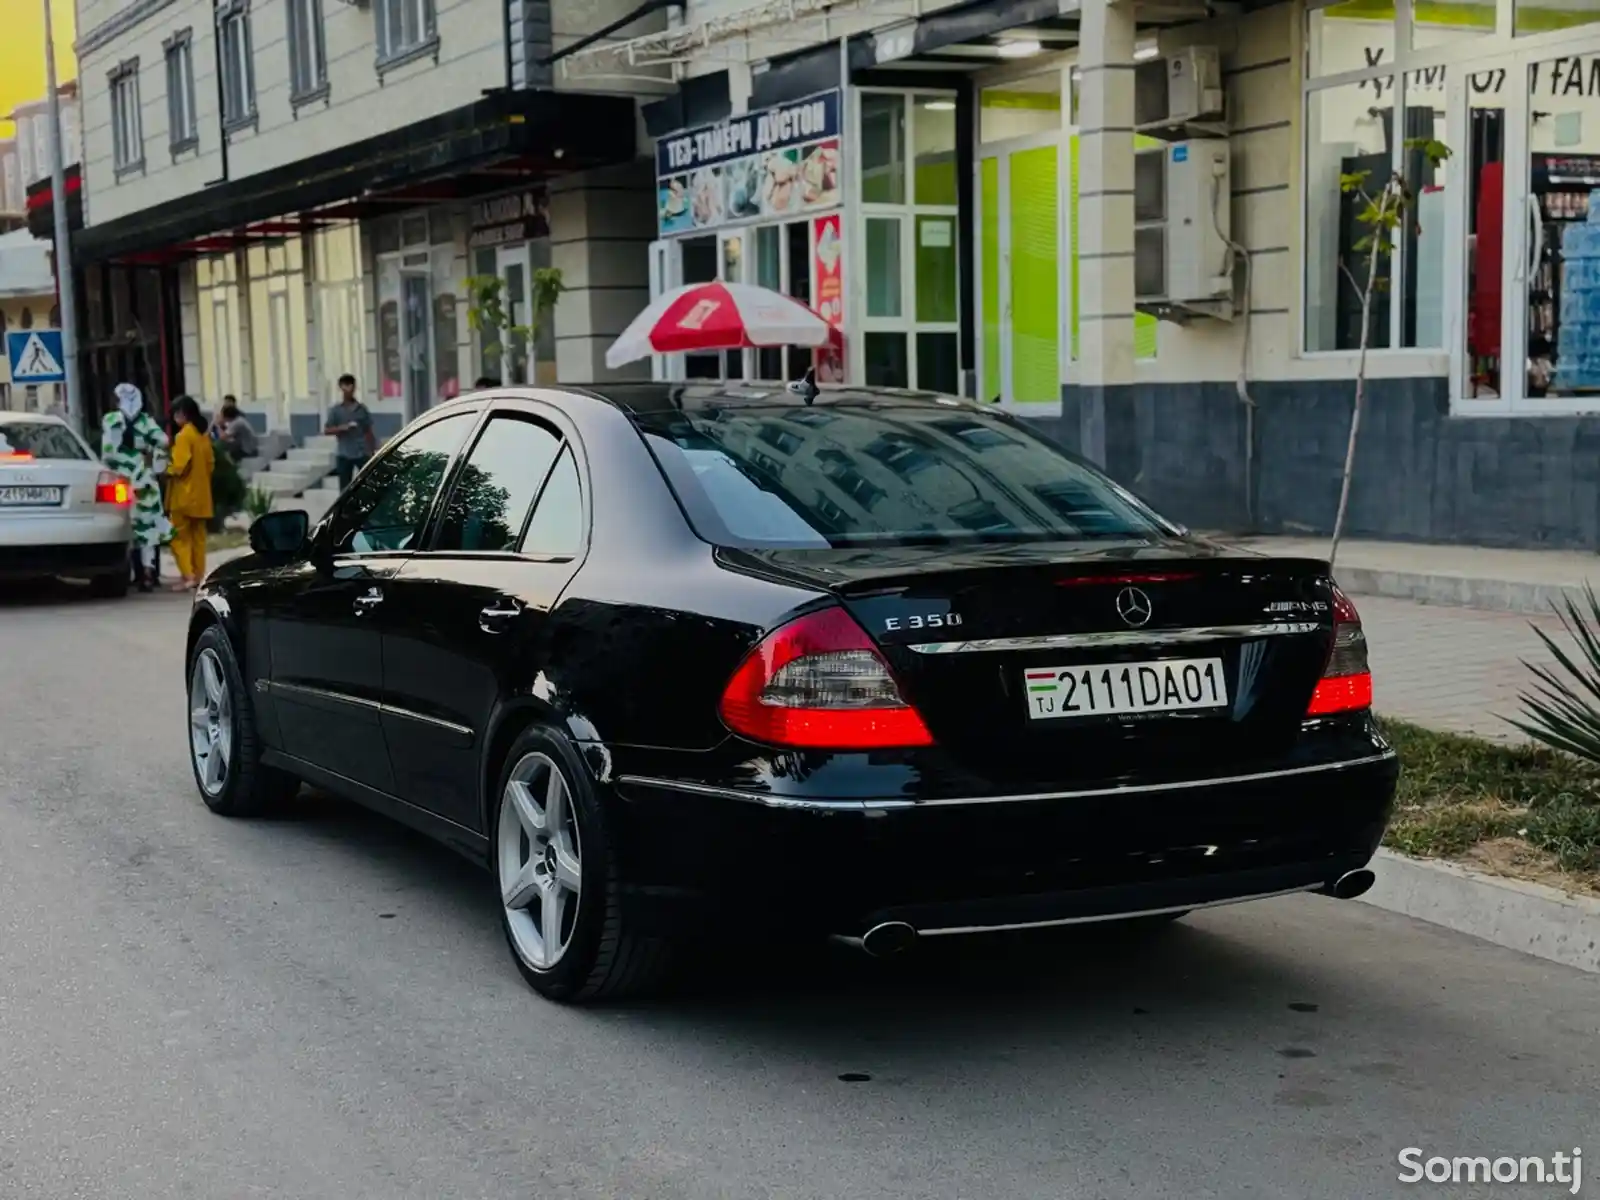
[420,399,591,563]
[163,29,198,155]
[217,0,258,134]
[1301,0,1600,416]
[375,0,440,75]
[321,406,483,558]
[108,58,145,178]
[428,410,569,558]
[855,87,963,393]
[287,0,330,108]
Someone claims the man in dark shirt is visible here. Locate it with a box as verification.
[325,374,374,492]
[216,399,257,461]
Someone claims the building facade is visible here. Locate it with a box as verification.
[0,229,65,413]
[35,0,671,440]
[553,0,1600,550]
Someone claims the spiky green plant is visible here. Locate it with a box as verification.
[1513,584,1600,764]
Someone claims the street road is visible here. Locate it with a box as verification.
[1,585,1596,1200]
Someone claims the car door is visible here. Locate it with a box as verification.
[381,405,588,830]
[266,407,481,795]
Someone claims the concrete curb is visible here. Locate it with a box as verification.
[1332,566,1577,619]
[1359,848,1600,974]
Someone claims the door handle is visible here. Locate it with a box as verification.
[352,586,384,616]
[479,599,525,633]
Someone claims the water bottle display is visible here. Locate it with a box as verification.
[1553,188,1600,392]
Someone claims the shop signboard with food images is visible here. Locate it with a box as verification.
[656,91,842,236]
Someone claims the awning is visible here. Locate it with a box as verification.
[51,88,639,265]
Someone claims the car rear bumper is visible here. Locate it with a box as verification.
[0,539,130,580]
[609,750,1399,937]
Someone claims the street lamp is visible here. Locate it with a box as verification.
[42,0,83,433]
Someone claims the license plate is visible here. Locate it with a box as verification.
[0,486,64,507]
[1023,657,1228,720]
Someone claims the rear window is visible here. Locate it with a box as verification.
[0,421,89,461]
[633,404,1175,549]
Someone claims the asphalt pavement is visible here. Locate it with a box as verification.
[1,583,1596,1200]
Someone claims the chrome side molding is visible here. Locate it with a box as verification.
[907,622,1322,655]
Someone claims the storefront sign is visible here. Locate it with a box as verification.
[469,189,550,249]
[656,91,842,236]
[813,213,845,383]
[1354,48,1600,99]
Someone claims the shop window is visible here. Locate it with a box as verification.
[915,215,958,322]
[1517,0,1600,35]
[914,97,958,205]
[862,93,906,204]
[866,218,902,317]
[859,90,963,393]
[980,73,1061,143]
[754,226,784,380]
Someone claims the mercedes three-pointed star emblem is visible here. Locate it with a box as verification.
[1114,586,1152,628]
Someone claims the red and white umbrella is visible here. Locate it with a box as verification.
[605,281,832,369]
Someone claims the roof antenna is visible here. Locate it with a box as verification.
[786,367,819,406]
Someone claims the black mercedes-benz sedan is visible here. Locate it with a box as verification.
[184,381,1398,1003]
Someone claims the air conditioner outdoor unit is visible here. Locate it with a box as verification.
[1133,138,1233,317]
[1135,46,1224,131]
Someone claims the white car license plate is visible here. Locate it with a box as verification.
[0,486,64,507]
[1024,657,1228,720]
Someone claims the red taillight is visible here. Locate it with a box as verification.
[0,451,33,461]
[1307,585,1372,715]
[719,606,935,749]
[95,471,132,506]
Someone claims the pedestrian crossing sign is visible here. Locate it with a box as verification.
[6,330,66,384]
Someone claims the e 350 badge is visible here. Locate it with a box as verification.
[883,612,963,632]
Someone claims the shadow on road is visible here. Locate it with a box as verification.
[256,785,1351,1051]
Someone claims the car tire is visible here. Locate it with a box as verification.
[88,569,129,599]
[492,724,673,1003]
[186,624,299,817]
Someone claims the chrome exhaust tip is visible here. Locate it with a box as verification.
[1324,868,1376,900]
[861,921,918,958]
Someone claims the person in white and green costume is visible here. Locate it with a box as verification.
[101,383,171,591]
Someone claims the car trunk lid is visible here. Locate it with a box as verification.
[719,540,1338,785]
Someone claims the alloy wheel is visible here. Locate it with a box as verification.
[498,752,583,970]
[188,648,232,797]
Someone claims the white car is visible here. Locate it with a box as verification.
[0,413,134,598]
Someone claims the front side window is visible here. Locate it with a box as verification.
[287,0,328,101]
[329,411,475,554]
[634,402,1174,549]
[164,32,198,150]
[433,416,564,552]
[219,2,257,129]
[109,61,143,175]
[376,0,437,65]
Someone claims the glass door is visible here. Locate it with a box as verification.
[497,245,530,385]
[719,229,747,379]
[979,134,1063,406]
[400,270,434,419]
[647,238,684,382]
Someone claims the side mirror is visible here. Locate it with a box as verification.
[249,509,311,558]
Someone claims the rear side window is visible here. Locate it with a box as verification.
[519,445,583,558]
[434,416,563,552]
[633,405,1173,549]
[0,421,89,460]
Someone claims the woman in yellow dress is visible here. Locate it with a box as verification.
[166,395,216,590]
